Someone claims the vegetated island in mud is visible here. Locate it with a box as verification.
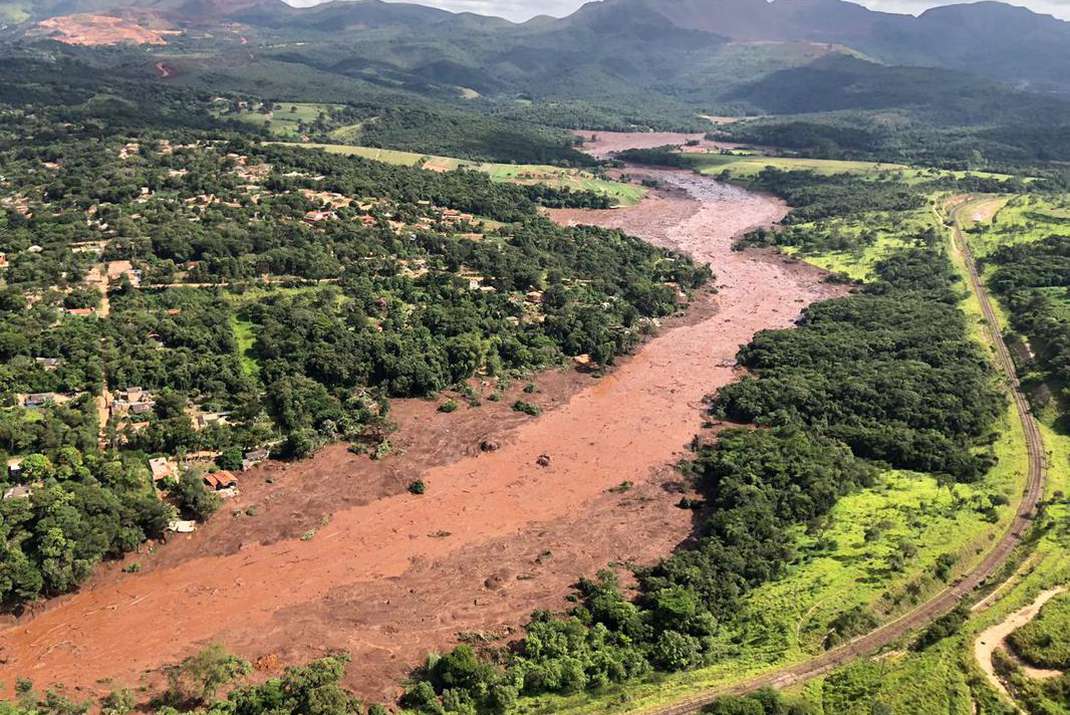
[0,134,842,703]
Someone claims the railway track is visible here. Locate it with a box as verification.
[645,197,1048,715]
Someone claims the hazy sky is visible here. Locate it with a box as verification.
[286,0,1070,22]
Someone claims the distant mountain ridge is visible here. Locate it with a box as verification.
[4,0,1070,123]
[551,0,1070,92]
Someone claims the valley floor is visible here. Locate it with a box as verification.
[0,162,839,702]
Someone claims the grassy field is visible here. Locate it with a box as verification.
[779,193,1070,715]
[290,143,646,207]
[689,153,1017,185]
[1006,592,1070,669]
[689,153,912,178]
[961,194,1070,258]
[1038,286,1070,321]
[790,419,1070,715]
[230,314,259,378]
[214,102,344,140]
[776,205,942,281]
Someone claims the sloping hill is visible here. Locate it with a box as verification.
[7,0,1070,138]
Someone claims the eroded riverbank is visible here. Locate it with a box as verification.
[0,163,841,703]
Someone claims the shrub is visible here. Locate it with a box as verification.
[512,400,541,416]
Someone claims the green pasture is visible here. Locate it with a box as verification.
[289,142,646,207]
[214,102,343,139]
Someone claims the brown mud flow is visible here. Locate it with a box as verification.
[0,162,841,702]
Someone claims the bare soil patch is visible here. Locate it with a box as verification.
[34,15,170,46]
[0,166,840,703]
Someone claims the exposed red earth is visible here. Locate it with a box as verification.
[0,143,842,704]
[34,14,172,46]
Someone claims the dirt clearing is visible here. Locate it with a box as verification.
[34,15,171,46]
[0,163,840,703]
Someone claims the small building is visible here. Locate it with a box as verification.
[2,485,32,501]
[23,393,55,408]
[118,387,147,403]
[0,252,7,268]
[197,412,230,430]
[129,402,154,416]
[149,457,176,482]
[202,470,238,491]
[304,209,336,224]
[167,519,197,533]
[242,448,269,471]
[65,307,96,317]
[7,457,24,478]
[27,245,43,254]
[35,357,62,371]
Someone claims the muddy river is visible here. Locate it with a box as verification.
[0,143,841,702]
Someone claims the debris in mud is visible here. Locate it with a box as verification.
[254,654,281,671]
[479,440,499,453]
[536,454,552,467]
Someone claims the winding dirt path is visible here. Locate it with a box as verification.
[975,586,1067,707]
[0,161,838,703]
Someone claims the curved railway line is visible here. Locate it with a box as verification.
[645,196,1047,715]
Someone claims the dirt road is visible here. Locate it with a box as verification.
[975,586,1067,706]
[640,197,1049,715]
[0,160,837,703]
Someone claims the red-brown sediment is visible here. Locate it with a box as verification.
[34,14,172,46]
[0,160,841,703]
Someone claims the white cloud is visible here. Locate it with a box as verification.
[856,0,1070,19]
[389,0,587,21]
[282,0,589,21]
[286,0,1070,23]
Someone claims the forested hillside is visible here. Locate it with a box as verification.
[5,0,1070,160]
